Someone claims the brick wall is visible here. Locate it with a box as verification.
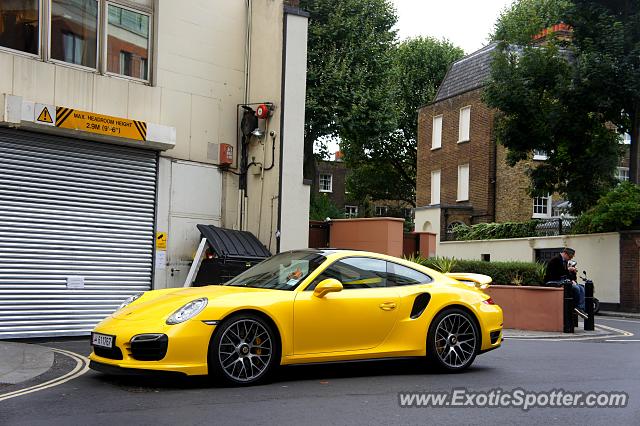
[317,160,349,210]
[620,231,640,312]
[416,89,496,224]
[495,145,536,222]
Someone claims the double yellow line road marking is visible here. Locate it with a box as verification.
[0,348,89,402]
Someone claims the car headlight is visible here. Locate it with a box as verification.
[166,298,208,325]
[117,292,144,311]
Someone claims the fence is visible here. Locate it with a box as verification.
[308,220,329,248]
[444,218,576,241]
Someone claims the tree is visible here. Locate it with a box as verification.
[492,0,573,44]
[309,193,343,221]
[483,0,633,213]
[483,43,620,213]
[300,0,398,185]
[566,0,640,183]
[572,181,640,233]
[343,37,464,207]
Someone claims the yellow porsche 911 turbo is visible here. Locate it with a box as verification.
[89,249,503,385]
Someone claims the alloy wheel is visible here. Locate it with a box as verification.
[433,312,478,369]
[217,318,273,382]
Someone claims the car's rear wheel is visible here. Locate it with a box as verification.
[426,308,479,372]
[208,313,279,385]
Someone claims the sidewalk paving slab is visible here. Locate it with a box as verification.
[0,342,54,385]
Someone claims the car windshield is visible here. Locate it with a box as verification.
[224,251,327,290]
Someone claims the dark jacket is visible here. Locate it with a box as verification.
[544,254,568,283]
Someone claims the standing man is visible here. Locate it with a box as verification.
[544,247,587,318]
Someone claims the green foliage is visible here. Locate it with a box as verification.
[301,0,398,181]
[566,0,640,183]
[309,193,343,221]
[344,37,464,206]
[571,182,640,233]
[486,0,640,208]
[424,257,458,273]
[452,221,539,240]
[484,43,620,213]
[421,258,546,286]
[403,253,427,265]
[492,0,573,44]
[533,261,548,284]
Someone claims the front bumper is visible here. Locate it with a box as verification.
[88,316,215,376]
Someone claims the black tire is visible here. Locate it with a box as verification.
[593,298,600,315]
[426,307,479,372]
[208,313,280,386]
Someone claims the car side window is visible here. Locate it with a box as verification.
[307,257,388,290]
[386,262,432,287]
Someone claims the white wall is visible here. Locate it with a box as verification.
[279,12,310,251]
[438,233,621,304]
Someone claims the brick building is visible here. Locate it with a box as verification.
[315,153,412,220]
[415,43,630,239]
[316,156,359,217]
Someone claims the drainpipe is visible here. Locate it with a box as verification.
[237,0,253,231]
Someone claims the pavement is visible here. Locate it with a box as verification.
[0,311,638,387]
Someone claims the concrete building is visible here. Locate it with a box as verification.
[0,0,310,338]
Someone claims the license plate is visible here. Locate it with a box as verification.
[92,332,114,349]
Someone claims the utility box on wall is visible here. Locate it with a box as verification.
[219,143,234,166]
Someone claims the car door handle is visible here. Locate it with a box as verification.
[379,302,397,311]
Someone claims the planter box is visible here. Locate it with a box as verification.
[485,285,564,332]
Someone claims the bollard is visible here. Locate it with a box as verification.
[563,280,574,333]
[584,280,595,331]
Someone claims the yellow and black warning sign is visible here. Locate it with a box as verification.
[36,107,54,124]
[55,107,147,141]
[156,232,167,250]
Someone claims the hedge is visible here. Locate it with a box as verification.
[419,257,546,286]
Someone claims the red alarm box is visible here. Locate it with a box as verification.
[219,143,233,166]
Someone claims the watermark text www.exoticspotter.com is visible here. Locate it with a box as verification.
[398,388,628,411]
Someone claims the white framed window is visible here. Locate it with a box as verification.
[457,164,469,201]
[345,205,358,218]
[0,0,40,57]
[620,133,631,144]
[533,195,552,218]
[375,206,388,216]
[1,0,153,82]
[430,170,441,205]
[107,1,151,81]
[432,115,442,149]
[319,174,332,192]
[458,106,470,143]
[617,167,629,182]
[50,0,99,69]
[533,149,548,160]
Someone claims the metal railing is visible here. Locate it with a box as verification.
[444,218,576,241]
[534,218,575,236]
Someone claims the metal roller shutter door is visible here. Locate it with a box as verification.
[0,129,157,339]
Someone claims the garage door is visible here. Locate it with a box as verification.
[0,129,157,338]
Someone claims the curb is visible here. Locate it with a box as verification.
[597,311,640,320]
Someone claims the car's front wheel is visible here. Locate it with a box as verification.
[208,313,279,385]
[426,307,479,372]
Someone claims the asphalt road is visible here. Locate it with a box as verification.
[1,317,639,426]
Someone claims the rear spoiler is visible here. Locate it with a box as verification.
[445,273,492,290]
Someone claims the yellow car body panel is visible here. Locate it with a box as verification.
[89,250,502,376]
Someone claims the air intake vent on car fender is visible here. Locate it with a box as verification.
[410,293,431,319]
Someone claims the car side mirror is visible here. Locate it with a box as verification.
[313,278,343,298]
